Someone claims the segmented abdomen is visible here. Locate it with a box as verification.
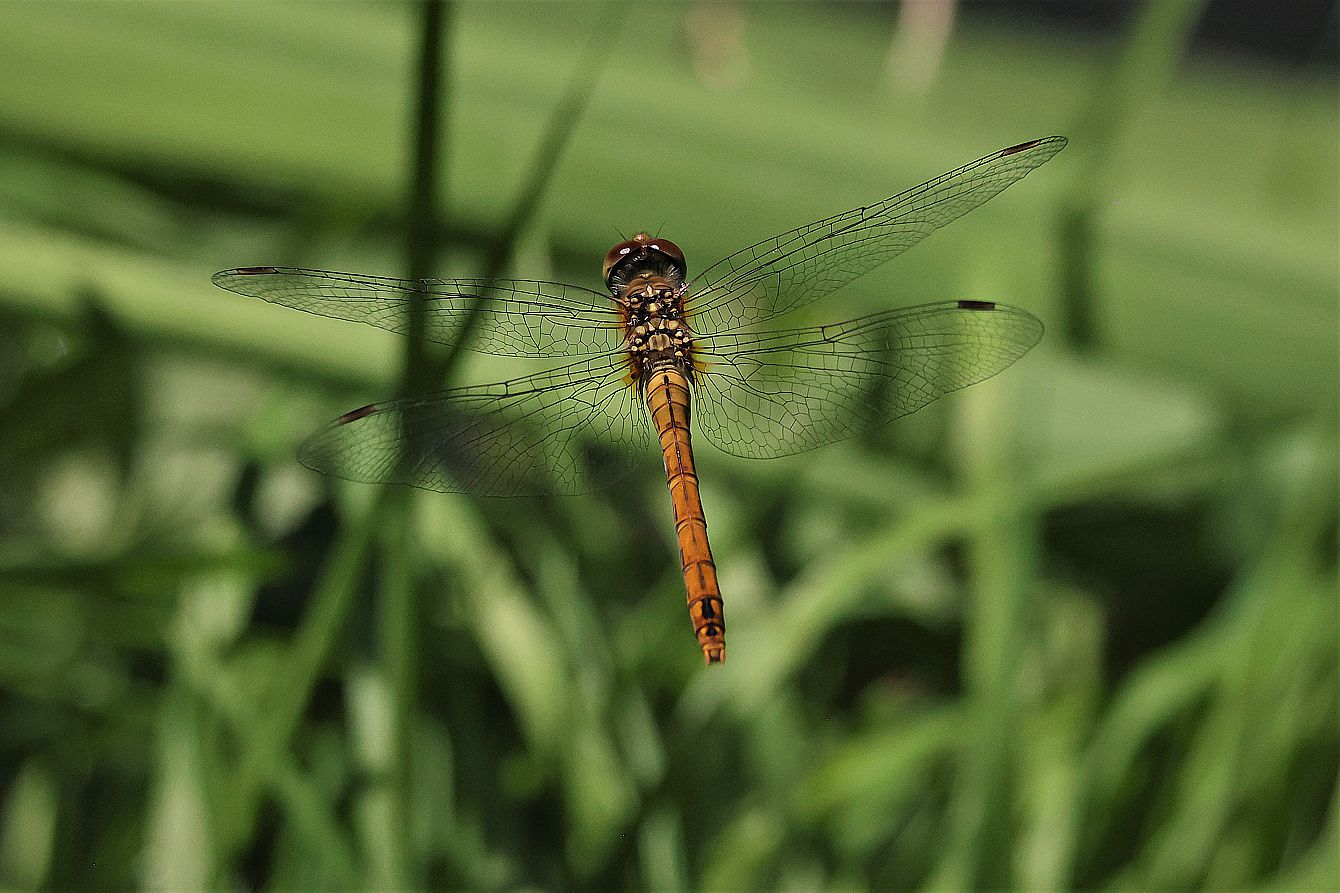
[644,365,725,664]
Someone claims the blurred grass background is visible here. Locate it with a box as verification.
[0,1,1335,890]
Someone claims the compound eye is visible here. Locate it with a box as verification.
[602,239,642,283]
[648,238,685,276]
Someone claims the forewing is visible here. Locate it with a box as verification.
[685,137,1066,335]
[691,301,1043,459]
[212,266,623,357]
[299,354,653,496]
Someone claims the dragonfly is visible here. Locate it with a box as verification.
[214,136,1065,665]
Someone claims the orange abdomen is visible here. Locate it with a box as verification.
[645,366,725,664]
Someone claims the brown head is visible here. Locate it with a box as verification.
[602,232,686,293]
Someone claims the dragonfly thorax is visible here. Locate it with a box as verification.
[618,272,695,378]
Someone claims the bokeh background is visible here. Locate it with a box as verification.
[0,1,1335,890]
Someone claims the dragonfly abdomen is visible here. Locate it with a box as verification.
[645,365,725,664]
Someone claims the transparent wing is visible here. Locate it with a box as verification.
[299,353,653,496]
[685,137,1066,335]
[691,300,1043,459]
[212,266,623,357]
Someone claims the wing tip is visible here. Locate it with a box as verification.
[954,299,1045,349]
[336,403,380,424]
[1000,135,1068,158]
[211,266,285,290]
[214,265,281,278]
[295,406,397,489]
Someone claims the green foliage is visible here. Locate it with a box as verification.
[0,2,1334,890]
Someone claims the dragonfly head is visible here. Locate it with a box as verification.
[602,232,686,291]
